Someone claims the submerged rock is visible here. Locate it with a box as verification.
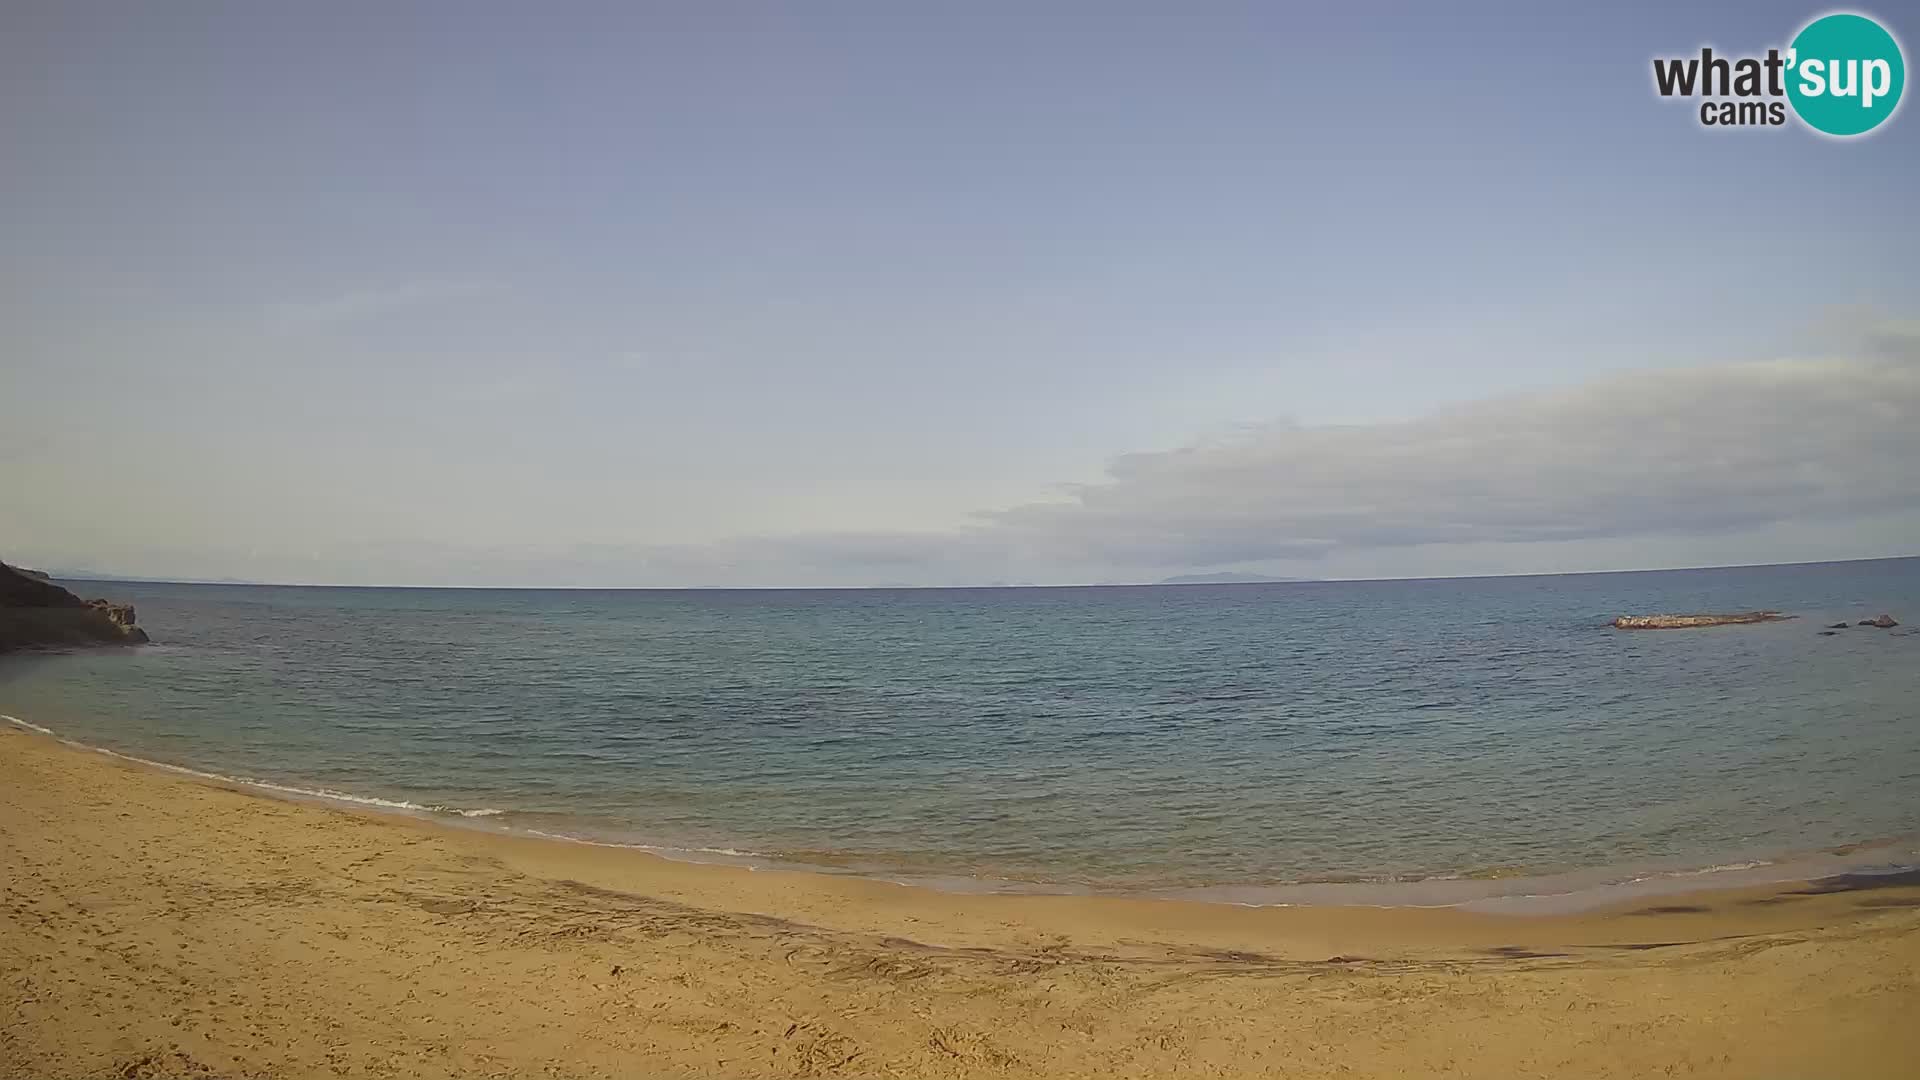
[1857,614,1900,629]
[1827,622,1850,629]
[1611,611,1793,630]
[1819,630,1839,636]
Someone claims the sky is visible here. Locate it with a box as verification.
[3,1,1917,587]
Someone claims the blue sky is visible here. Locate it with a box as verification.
[4,2,1916,585]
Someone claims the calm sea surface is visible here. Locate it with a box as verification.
[5,559,1919,901]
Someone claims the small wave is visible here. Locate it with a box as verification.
[1623,860,1774,884]
[519,827,769,862]
[3,713,508,822]
[3,714,58,736]
[1672,860,1773,876]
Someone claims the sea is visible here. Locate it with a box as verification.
[5,558,1918,911]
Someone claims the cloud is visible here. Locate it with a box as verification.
[975,343,1920,571]
[467,328,1908,586]
[19,322,1919,586]
[265,279,502,329]
[639,324,1920,584]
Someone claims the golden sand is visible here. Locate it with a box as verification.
[3,725,1916,1078]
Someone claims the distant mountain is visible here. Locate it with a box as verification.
[40,569,261,585]
[1156,571,1309,585]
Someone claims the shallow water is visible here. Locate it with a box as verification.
[3,559,1917,901]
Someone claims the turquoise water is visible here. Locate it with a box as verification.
[4,559,1918,900]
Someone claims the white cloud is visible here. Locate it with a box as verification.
[454,326,1911,586]
[978,345,1920,571]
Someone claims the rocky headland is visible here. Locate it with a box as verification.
[0,561,149,652]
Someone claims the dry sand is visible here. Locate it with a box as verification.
[3,725,1917,1079]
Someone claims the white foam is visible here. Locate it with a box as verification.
[3,713,509,822]
[6,712,774,867]
[518,827,769,862]
[1658,860,1773,878]
[4,714,57,736]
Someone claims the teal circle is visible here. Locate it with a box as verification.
[1786,13,1905,136]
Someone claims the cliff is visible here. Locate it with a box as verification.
[0,562,150,651]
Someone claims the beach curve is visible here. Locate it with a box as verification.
[4,723,1918,1079]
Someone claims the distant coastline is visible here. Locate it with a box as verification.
[1155,571,1310,585]
[34,569,263,586]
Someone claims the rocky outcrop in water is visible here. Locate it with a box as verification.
[1857,614,1900,629]
[0,562,149,651]
[1610,611,1793,630]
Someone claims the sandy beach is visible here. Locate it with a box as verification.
[3,725,1917,1079]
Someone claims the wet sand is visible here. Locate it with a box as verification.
[3,725,1917,1079]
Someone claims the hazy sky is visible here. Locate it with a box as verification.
[4,2,1917,586]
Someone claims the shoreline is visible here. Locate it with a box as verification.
[7,710,1916,917]
[6,716,1919,948]
[5,721,1919,1078]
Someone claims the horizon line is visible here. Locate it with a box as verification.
[35,552,1920,592]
